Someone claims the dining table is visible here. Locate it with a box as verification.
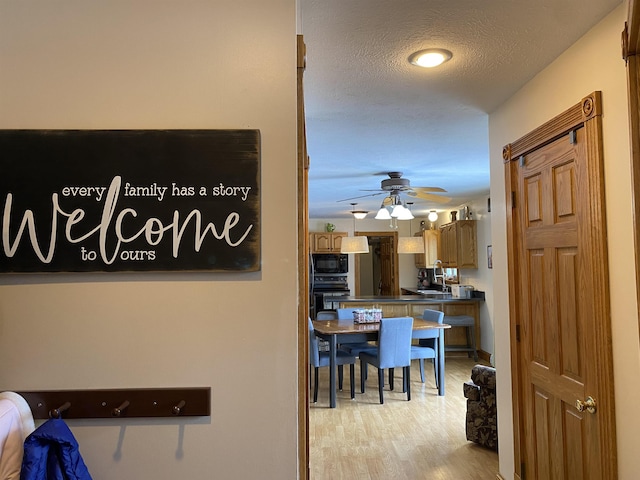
[312,317,451,408]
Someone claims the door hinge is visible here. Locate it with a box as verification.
[515,324,521,342]
[511,191,516,209]
[519,155,525,167]
[569,129,577,144]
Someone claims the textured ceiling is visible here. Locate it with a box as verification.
[301,0,622,218]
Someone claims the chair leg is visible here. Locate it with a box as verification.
[405,366,411,401]
[378,368,385,404]
[433,359,439,389]
[349,364,355,399]
[389,367,394,391]
[419,359,425,383]
[338,364,344,390]
[313,367,319,403]
[360,359,366,393]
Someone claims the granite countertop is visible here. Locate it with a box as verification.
[339,294,483,303]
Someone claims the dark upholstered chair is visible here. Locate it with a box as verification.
[463,364,498,450]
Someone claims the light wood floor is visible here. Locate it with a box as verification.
[309,356,499,479]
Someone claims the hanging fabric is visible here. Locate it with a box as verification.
[20,418,92,480]
[0,392,35,480]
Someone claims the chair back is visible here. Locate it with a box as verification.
[316,310,338,320]
[415,309,444,341]
[377,317,413,369]
[336,308,354,320]
[308,318,321,367]
[422,309,445,324]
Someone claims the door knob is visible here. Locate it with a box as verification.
[575,396,597,414]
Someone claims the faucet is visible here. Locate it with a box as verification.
[433,260,448,293]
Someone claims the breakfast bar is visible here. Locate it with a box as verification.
[338,294,482,354]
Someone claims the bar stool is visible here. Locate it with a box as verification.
[444,315,478,361]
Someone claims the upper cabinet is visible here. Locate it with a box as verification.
[310,232,347,253]
[439,220,477,268]
[414,229,441,268]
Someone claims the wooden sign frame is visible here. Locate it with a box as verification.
[0,130,261,272]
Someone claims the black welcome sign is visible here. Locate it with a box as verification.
[0,130,261,272]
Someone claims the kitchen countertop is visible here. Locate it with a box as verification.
[338,294,483,303]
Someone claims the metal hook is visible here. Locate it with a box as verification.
[172,400,186,415]
[49,401,71,419]
[111,400,130,417]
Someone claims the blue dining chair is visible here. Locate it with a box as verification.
[308,318,356,403]
[359,317,413,404]
[411,309,445,388]
[335,308,377,381]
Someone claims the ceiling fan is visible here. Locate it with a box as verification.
[337,172,451,204]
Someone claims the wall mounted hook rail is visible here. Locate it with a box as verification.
[17,387,210,419]
[111,400,130,417]
[49,401,71,419]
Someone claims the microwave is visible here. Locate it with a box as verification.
[312,253,348,274]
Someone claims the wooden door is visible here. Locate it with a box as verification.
[504,92,616,480]
[378,237,394,295]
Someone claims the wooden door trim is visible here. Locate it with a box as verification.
[623,0,640,335]
[296,34,310,480]
[503,91,617,479]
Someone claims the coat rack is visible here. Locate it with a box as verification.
[16,387,210,419]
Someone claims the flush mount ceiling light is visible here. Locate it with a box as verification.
[408,48,452,68]
[349,202,368,220]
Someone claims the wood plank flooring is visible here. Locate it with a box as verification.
[309,357,499,479]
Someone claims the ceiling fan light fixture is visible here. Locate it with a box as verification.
[409,48,452,68]
[375,206,392,220]
[396,205,414,220]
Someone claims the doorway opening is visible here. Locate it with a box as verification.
[353,231,399,297]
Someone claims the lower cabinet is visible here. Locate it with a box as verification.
[338,300,480,352]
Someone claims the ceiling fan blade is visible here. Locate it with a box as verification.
[411,186,448,193]
[336,192,386,202]
[407,190,452,203]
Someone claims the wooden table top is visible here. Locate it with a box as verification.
[312,317,451,335]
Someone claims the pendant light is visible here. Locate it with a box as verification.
[397,203,424,254]
[341,203,370,254]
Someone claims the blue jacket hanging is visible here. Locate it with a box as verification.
[20,418,92,480]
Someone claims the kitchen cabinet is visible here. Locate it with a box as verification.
[414,229,441,268]
[310,232,347,253]
[439,220,477,268]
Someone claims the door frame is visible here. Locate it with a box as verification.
[622,0,640,337]
[503,92,617,479]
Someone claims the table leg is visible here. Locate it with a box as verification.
[329,334,337,408]
[438,330,445,396]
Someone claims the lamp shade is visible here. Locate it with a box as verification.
[428,210,438,222]
[397,236,425,254]
[341,236,369,254]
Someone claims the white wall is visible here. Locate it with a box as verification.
[0,2,299,479]
[489,5,640,478]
